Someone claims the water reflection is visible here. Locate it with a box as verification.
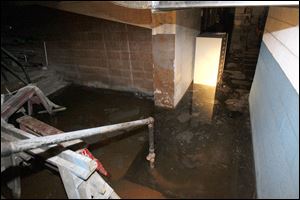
[190,84,217,123]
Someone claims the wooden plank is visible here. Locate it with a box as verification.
[17,115,63,136]
[16,115,85,148]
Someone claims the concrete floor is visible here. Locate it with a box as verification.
[3,48,258,199]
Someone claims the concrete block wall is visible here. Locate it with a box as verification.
[46,21,153,95]
[1,5,153,95]
[249,6,299,198]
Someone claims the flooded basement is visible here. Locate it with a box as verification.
[4,50,257,199]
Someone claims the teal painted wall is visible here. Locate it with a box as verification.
[249,42,299,198]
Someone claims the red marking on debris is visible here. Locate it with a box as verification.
[78,148,109,177]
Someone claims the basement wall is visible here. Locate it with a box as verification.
[1,5,153,95]
[249,6,299,198]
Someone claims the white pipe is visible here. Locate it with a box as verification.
[43,41,48,69]
[1,117,154,157]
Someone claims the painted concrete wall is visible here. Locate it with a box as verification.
[249,6,299,198]
[174,9,201,106]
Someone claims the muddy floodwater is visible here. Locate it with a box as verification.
[3,49,257,198]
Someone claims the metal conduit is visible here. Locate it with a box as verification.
[1,117,155,157]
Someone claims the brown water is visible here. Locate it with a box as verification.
[3,50,257,199]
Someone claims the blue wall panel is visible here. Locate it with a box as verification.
[249,42,299,198]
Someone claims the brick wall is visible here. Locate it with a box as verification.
[1,5,153,95]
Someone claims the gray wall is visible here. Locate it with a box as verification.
[249,6,299,197]
[249,43,299,198]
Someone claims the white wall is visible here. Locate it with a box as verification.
[174,9,201,106]
[193,37,222,86]
[263,6,299,93]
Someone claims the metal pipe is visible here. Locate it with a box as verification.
[152,1,299,10]
[43,41,48,68]
[1,117,154,157]
[146,122,156,168]
[111,1,298,10]
[111,1,152,9]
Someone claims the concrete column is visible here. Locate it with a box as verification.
[152,12,176,108]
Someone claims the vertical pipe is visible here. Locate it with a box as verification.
[125,24,134,89]
[43,41,48,69]
[146,119,155,168]
[27,100,32,116]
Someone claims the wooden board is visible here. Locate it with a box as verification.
[17,115,63,136]
[16,115,85,148]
